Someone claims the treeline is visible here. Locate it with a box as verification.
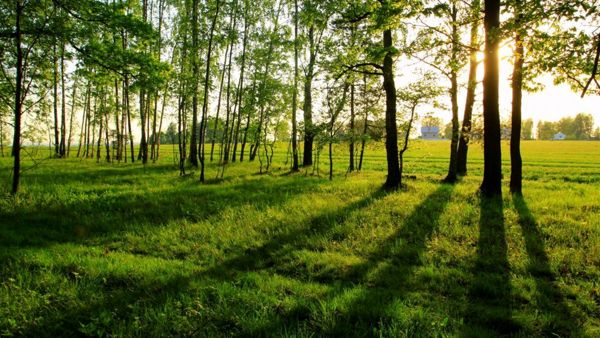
[1,0,598,195]
[537,113,597,140]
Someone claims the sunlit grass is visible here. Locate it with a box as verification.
[0,140,598,336]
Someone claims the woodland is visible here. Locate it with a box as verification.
[0,0,599,336]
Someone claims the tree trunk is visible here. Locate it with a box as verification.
[231,6,249,162]
[222,0,238,164]
[349,83,355,171]
[480,0,502,197]
[200,0,221,181]
[290,0,299,171]
[59,41,67,157]
[358,74,369,171]
[444,3,459,183]
[53,43,59,157]
[211,48,229,162]
[456,0,480,176]
[67,77,78,157]
[11,1,23,194]
[510,8,524,195]
[302,25,316,167]
[382,29,401,189]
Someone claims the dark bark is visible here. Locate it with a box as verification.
[457,0,480,176]
[11,1,23,194]
[53,43,59,156]
[444,3,459,183]
[302,25,317,167]
[510,9,524,195]
[67,77,77,157]
[349,83,355,171]
[200,0,221,182]
[59,41,66,157]
[480,0,502,197]
[222,0,238,164]
[382,29,401,189]
[231,7,248,163]
[358,74,369,171]
[189,0,199,167]
[291,0,299,171]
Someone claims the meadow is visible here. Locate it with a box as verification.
[0,140,599,337]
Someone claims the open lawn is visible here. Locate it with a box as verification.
[1,140,599,337]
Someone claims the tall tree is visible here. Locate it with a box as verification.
[480,0,502,196]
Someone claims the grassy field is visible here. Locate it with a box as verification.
[0,140,599,337]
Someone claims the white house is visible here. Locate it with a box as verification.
[553,132,566,140]
[421,126,440,140]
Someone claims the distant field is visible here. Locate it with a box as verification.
[0,140,599,336]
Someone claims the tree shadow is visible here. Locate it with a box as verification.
[0,174,325,249]
[512,194,582,336]
[320,183,456,334]
[462,196,518,336]
[239,184,456,335]
[204,187,388,278]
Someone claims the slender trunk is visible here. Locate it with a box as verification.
[480,0,502,196]
[349,83,355,171]
[399,106,417,184]
[189,0,200,167]
[358,74,368,171]
[222,0,238,164]
[96,104,103,163]
[53,43,59,156]
[77,81,90,158]
[200,0,222,182]
[510,8,524,195]
[222,39,236,163]
[67,77,78,157]
[11,1,23,194]
[250,0,282,161]
[444,2,460,183]
[231,9,249,162]
[105,112,111,162]
[302,25,316,167]
[59,41,67,157]
[382,29,401,189]
[211,47,229,162]
[457,0,480,176]
[240,77,257,162]
[291,0,299,171]
[114,79,121,161]
[125,75,134,162]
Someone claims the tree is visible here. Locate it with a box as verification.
[480,0,502,197]
[521,118,533,139]
[457,0,481,176]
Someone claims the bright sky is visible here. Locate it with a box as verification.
[421,45,600,130]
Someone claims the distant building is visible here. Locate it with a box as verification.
[501,127,511,140]
[553,132,566,140]
[421,126,440,140]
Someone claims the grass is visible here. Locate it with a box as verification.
[0,140,599,337]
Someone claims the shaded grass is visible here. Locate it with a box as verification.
[0,141,598,336]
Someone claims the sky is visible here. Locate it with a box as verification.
[419,44,600,131]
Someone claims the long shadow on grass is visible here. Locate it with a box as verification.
[512,195,582,336]
[205,187,388,278]
[320,183,456,335]
[462,196,518,336]
[0,174,323,249]
[245,184,456,336]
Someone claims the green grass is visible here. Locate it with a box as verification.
[0,140,599,337]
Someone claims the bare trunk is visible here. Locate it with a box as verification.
[382,29,401,189]
[457,0,480,176]
[510,10,524,195]
[480,0,502,197]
